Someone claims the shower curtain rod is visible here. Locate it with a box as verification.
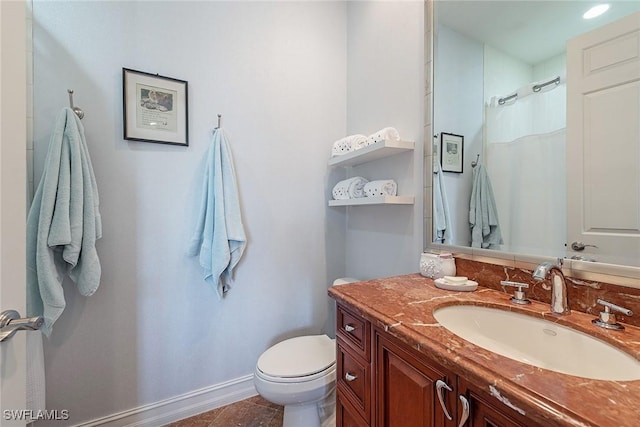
[497,75,561,106]
[498,93,518,106]
[532,76,561,92]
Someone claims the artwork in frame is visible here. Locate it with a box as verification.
[440,132,464,173]
[122,68,189,146]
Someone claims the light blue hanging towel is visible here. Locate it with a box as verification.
[188,129,246,297]
[26,108,102,336]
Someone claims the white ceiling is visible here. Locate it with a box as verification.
[436,0,640,65]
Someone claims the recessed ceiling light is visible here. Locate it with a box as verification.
[583,4,610,19]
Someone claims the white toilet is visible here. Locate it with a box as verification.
[254,278,358,427]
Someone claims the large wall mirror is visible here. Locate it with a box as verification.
[429,1,640,272]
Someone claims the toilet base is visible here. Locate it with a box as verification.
[283,403,322,427]
[322,409,336,427]
[281,388,335,427]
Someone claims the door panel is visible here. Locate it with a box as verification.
[376,333,454,427]
[567,12,640,266]
[583,82,640,231]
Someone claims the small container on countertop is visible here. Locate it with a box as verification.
[420,252,456,279]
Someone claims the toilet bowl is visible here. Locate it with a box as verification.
[254,278,358,427]
[254,334,336,427]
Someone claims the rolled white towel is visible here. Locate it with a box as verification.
[331,134,368,157]
[364,127,400,147]
[351,135,368,151]
[332,177,369,200]
[363,180,397,197]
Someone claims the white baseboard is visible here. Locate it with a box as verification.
[72,374,257,427]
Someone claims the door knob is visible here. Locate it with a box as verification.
[0,310,44,342]
[570,241,597,251]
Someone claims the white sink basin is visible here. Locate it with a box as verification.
[433,305,640,381]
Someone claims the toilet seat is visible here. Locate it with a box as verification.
[256,335,336,383]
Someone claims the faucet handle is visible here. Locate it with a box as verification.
[592,299,633,330]
[501,281,531,305]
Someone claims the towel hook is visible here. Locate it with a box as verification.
[471,153,480,168]
[215,114,222,129]
[67,89,84,119]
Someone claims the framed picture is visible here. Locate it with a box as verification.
[122,68,189,146]
[440,132,464,173]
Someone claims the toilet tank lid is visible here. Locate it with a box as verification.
[333,277,359,286]
[257,335,335,378]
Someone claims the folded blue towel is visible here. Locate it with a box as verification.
[26,108,102,336]
[188,129,246,297]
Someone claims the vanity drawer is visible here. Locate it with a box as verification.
[337,339,371,423]
[336,304,370,361]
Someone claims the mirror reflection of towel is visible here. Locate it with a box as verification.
[469,165,502,248]
[433,161,452,243]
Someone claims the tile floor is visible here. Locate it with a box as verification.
[167,395,283,427]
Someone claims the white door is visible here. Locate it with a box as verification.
[566,12,640,266]
[0,1,28,424]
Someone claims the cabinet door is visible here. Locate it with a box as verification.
[337,393,369,427]
[376,332,456,427]
[458,379,529,427]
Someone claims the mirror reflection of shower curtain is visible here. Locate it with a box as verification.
[485,83,566,255]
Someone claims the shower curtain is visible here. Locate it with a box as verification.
[485,78,566,255]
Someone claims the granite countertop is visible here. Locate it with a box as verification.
[328,274,640,427]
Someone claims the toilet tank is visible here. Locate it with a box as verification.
[333,277,359,286]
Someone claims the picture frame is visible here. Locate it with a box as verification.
[440,132,464,173]
[122,68,189,146]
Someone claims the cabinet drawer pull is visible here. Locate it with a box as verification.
[344,372,358,382]
[435,379,453,421]
[458,395,470,427]
[344,324,356,332]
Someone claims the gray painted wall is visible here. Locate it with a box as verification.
[345,1,425,280]
[32,0,424,424]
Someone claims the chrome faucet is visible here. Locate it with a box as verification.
[532,257,570,315]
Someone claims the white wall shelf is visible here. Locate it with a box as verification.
[328,139,415,168]
[328,195,415,207]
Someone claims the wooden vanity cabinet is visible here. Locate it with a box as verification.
[336,305,372,426]
[457,378,528,427]
[337,392,370,427]
[335,302,536,427]
[375,331,457,427]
